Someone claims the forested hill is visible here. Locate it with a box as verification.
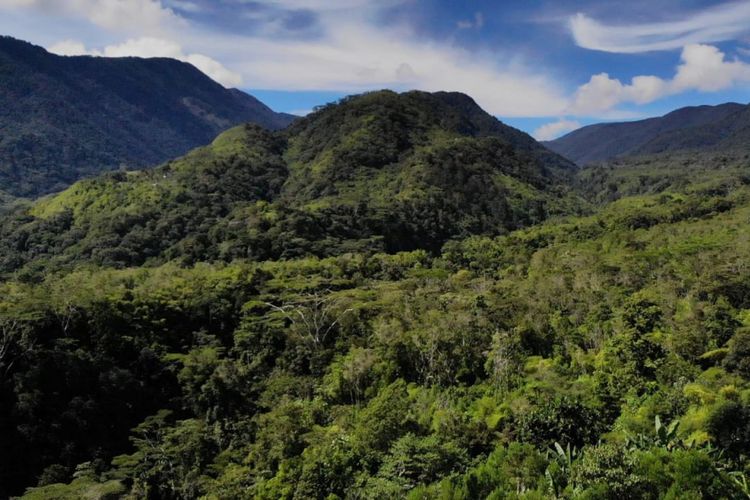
[544,102,749,165]
[4,146,750,498]
[0,36,295,197]
[0,89,582,276]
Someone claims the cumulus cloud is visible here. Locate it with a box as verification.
[673,43,750,91]
[212,21,568,116]
[533,119,581,141]
[569,44,750,114]
[1,0,571,117]
[14,0,750,120]
[48,39,89,56]
[49,37,243,87]
[0,0,184,34]
[570,2,750,53]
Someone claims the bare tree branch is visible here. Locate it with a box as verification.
[263,291,353,348]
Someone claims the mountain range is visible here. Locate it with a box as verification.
[0,36,294,197]
[4,34,750,499]
[0,89,580,275]
[545,102,750,165]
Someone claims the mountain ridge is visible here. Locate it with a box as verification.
[0,36,295,197]
[544,102,749,165]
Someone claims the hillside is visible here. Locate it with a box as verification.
[0,89,582,276]
[3,146,750,498]
[0,36,295,197]
[544,102,749,165]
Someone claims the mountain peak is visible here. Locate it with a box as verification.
[1,88,581,271]
[287,89,574,173]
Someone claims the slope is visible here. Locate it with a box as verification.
[544,102,748,165]
[0,36,295,197]
[0,89,581,275]
[4,146,750,498]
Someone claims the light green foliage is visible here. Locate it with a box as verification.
[0,90,581,275]
[22,478,126,500]
[4,105,750,498]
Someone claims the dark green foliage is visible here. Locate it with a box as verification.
[0,36,294,197]
[516,397,604,449]
[724,328,750,378]
[545,102,750,165]
[706,400,750,460]
[0,89,580,276]
[5,93,750,499]
[433,442,549,498]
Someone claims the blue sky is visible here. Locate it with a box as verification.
[1,0,749,139]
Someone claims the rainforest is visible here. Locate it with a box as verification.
[1,89,750,499]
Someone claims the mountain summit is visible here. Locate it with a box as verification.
[545,102,750,165]
[0,36,295,197]
[0,89,580,273]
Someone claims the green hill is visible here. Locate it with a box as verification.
[6,88,750,499]
[0,90,581,276]
[0,36,295,197]
[2,146,750,498]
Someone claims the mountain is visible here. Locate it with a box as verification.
[544,102,750,165]
[5,88,750,499]
[6,138,750,498]
[0,36,295,197]
[0,89,581,275]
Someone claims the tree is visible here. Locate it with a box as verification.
[0,318,34,383]
[724,328,750,378]
[486,328,524,393]
[264,291,353,349]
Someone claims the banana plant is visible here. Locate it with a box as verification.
[654,415,680,450]
[626,415,682,451]
[545,442,579,498]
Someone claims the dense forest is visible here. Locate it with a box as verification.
[544,102,750,165]
[2,91,750,499]
[0,36,294,197]
[0,90,579,276]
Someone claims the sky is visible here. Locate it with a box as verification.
[1,0,750,139]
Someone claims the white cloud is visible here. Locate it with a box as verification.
[209,22,568,116]
[673,43,750,91]
[0,0,184,34]
[1,0,571,117]
[570,73,669,114]
[181,53,242,87]
[48,39,91,56]
[232,0,399,13]
[18,0,750,121]
[570,2,750,53]
[49,37,243,87]
[569,44,750,114]
[533,119,581,141]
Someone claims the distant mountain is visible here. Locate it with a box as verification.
[0,36,295,197]
[544,102,749,165]
[0,90,581,273]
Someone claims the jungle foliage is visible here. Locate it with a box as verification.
[2,91,750,499]
[0,90,580,276]
[0,36,293,197]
